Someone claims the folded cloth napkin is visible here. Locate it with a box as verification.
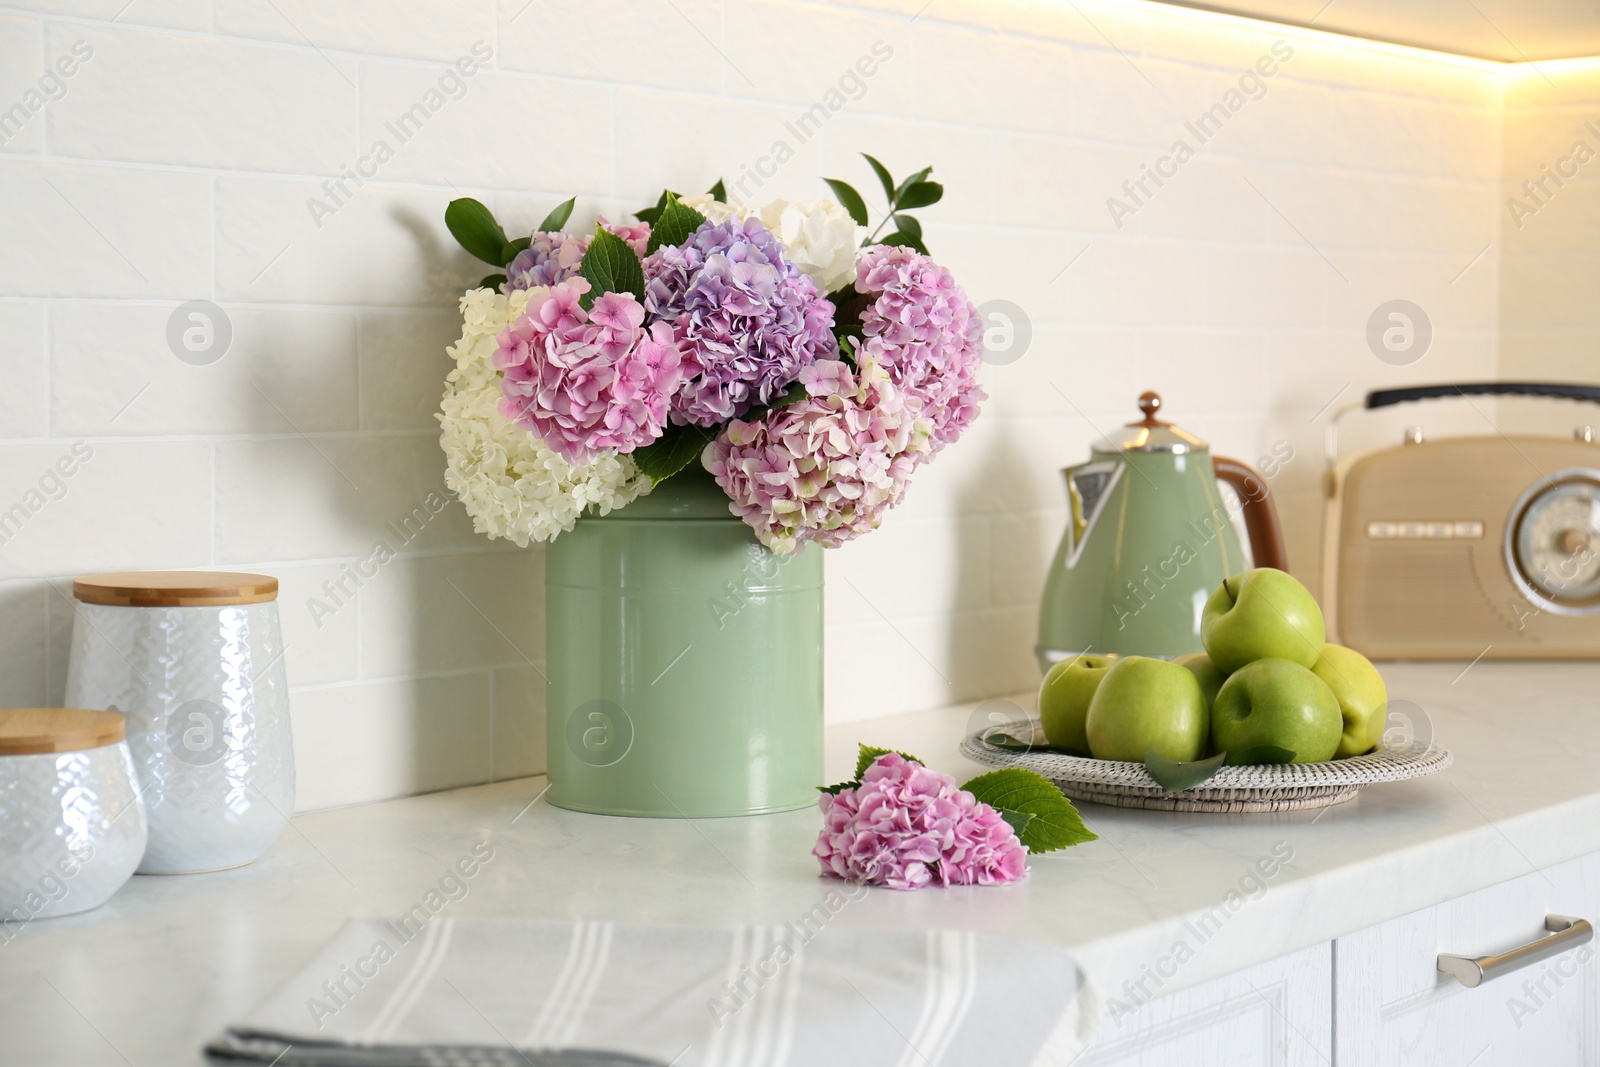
[206,917,1090,1067]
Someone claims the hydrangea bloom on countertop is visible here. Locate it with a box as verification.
[814,753,1028,890]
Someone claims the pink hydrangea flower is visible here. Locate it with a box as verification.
[814,754,1027,890]
[702,355,928,554]
[852,245,985,454]
[496,278,685,465]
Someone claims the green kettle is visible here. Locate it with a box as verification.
[1036,391,1288,672]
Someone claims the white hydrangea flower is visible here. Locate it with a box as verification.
[437,286,651,546]
[676,194,747,224]
[754,199,865,293]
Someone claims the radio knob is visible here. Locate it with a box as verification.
[1559,528,1591,556]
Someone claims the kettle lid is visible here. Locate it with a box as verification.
[1092,392,1208,454]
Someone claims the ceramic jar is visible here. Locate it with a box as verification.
[0,708,146,926]
[65,571,294,874]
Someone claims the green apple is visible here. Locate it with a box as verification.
[1210,658,1341,764]
[1201,567,1326,673]
[1038,654,1119,753]
[1311,644,1388,758]
[1175,651,1228,710]
[1085,656,1208,763]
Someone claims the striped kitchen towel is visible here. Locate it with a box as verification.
[206,917,1091,1066]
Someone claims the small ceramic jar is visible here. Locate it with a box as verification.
[65,571,295,874]
[0,708,146,924]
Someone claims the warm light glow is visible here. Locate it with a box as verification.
[1130,0,1551,73]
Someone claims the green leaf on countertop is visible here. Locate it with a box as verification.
[630,421,716,484]
[446,197,509,265]
[823,178,870,227]
[478,273,507,291]
[538,197,577,234]
[1144,749,1227,793]
[647,192,708,254]
[892,166,932,203]
[896,180,943,211]
[578,224,645,309]
[998,809,1035,838]
[500,236,531,264]
[854,743,925,780]
[861,153,896,203]
[1231,745,1297,766]
[961,768,1097,853]
[707,178,727,201]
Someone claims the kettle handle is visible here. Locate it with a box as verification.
[1213,456,1289,571]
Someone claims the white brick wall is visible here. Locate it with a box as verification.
[0,0,1534,809]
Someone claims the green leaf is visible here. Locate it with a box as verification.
[445,198,510,266]
[896,181,944,210]
[630,421,716,484]
[892,166,933,203]
[861,153,896,204]
[500,236,531,264]
[578,224,645,309]
[738,380,809,423]
[818,781,857,795]
[537,196,576,233]
[635,188,674,226]
[894,214,922,241]
[998,809,1035,838]
[879,231,929,256]
[854,743,924,780]
[978,731,1085,757]
[478,273,507,290]
[962,768,1097,853]
[1231,745,1297,766]
[707,178,727,201]
[823,178,870,227]
[1144,749,1227,793]
[647,192,708,254]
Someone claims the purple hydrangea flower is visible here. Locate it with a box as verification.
[644,217,838,427]
[505,219,652,291]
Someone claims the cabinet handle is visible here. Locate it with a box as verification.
[1437,915,1594,988]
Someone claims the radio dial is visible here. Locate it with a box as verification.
[1508,470,1600,613]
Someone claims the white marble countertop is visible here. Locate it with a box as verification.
[6,661,1600,1065]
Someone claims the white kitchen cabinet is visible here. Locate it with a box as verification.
[1334,852,1600,1066]
[1076,942,1333,1067]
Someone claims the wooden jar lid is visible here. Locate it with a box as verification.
[0,708,125,755]
[73,570,278,607]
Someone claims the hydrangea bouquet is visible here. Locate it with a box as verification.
[438,157,985,554]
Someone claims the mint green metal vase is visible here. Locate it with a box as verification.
[545,466,824,817]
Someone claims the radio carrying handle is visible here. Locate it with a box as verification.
[1323,381,1600,497]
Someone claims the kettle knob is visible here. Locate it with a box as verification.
[1136,391,1165,426]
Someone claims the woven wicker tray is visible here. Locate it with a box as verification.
[959,731,1453,812]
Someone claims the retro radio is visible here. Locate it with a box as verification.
[1323,382,1600,660]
